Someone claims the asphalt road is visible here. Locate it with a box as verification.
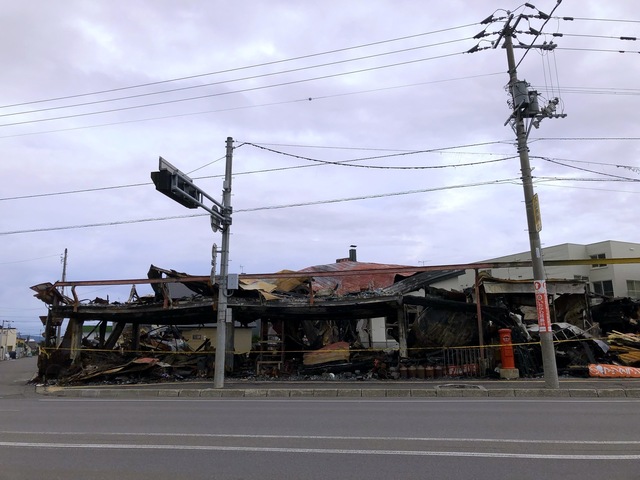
[0,355,38,398]
[2,358,640,479]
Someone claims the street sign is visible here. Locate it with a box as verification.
[534,279,551,333]
[532,193,542,232]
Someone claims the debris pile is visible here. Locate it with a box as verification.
[591,297,640,334]
[30,261,640,385]
[43,325,216,385]
[606,331,640,367]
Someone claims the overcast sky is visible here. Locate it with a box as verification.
[1,1,638,336]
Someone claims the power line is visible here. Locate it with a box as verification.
[2,136,638,203]
[244,142,518,170]
[531,155,640,172]
[0,51,467,128]
[1,37,472,120]
[0,254,61,265]
[556,47,640,54]
[0,178,521,235]
[239,178,520,212]
[514,1,564,70]
[246,141,501,152]
[1,23,478,110]
[0,181,150,201]
[537,157,640,182]
[0,158,498,202]
[3,173,635,236]
[0,213,204,235]
[0,140,515,202]
[0,72,502,139]
[0,96,315,139]
[554,16,640,25]
[550,32,637,41]
[535,176,639,184]
[186,155,226,175]
[530,85,640,96]
[535,181,640,194]
[534,137,640,141]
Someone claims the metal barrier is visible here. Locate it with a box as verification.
[443,347,494,377]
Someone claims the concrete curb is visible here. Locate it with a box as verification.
[34,385,638,399]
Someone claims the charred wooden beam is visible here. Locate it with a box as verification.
[49,299,215,324]
[99,320,107,348]
[132,322,140,351]
[69,318,84,364]
[229,296,402,322]
[104,321,126,350]
[397,304,408,359]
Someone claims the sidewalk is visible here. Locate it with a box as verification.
[35,377,640,399]
[6,355,637,399]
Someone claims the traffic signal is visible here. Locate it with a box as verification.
[151,157,202,209]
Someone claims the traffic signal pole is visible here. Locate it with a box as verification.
[152,137,235,389]
[213,137,234,388]
[503,25,559,389]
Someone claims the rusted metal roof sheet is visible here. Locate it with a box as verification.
[382,269,465,295]
[299,260,415,295]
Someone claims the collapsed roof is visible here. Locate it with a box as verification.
[32,258,640,384]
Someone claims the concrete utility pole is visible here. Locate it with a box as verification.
[0,320,4,361]
[216,137,234,387]
[501,17,560,389]
[59,248,67,345]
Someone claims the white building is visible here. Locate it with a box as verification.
[0,327,17,360]
[434,240,640,299]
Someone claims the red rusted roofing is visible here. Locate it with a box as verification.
[299,260,416,295]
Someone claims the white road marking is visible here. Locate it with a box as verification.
[0,441,637,460]
[1,430,639,445]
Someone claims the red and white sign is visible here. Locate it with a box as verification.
[534,280,551,333]
[589,364,640,378]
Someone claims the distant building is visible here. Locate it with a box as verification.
[434,240,640,299]
[0,327,17,360]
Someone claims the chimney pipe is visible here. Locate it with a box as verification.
[349,245,357,262]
